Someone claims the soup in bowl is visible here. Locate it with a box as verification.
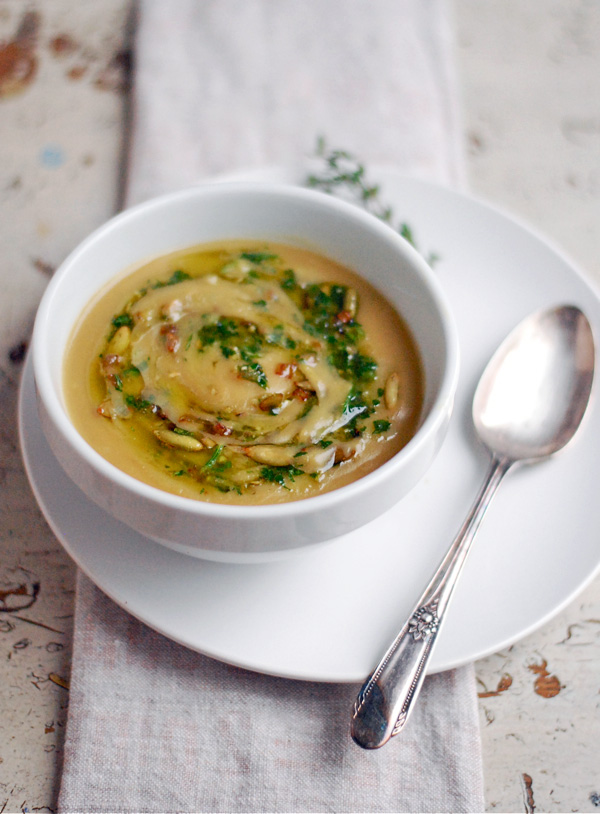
[32,183,459,560]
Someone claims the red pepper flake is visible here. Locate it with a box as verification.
[212,422,232,437]
[336,310,352,324]
[178,414,199,426]
[291,386,312,402]
[101,355,121,387]
[160,323,180,353]
[275,362,298,378]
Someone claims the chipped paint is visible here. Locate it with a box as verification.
[9,616,64,634]
[8,342,27,364]
[0,567,40,612]
[478,673,513,698]
[527,659,564,698]
[481,706,495,726]
[558,617,600,645]
[521,773,536,813]
[48,672,69,691]
[39,144,66,168]
[94,49,131,92]
[49,33,78,57]
[0,10,39,99]
[31,257,56,276]
[45,26,131,92]
[67,64,87,81]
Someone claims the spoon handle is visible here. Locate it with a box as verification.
[351,455,511,749]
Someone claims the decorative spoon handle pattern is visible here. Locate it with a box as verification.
[351,457,509,749]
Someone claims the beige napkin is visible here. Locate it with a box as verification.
[58,2,484,811]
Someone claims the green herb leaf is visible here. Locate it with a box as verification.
[240,251,279,263]
[238,362,268,388]
[260,465,303,489]
[307,138,439,266]
[125,395,154,411]
[152,269,192,289]
[172,427,194,437]
[202,444,224,470]
[111,313,134,329]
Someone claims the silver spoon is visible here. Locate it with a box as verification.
[351,304,595,749]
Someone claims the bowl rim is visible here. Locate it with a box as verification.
[32,181,460,519]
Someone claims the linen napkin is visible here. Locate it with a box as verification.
[58,1,484,812]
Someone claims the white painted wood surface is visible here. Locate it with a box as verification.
[0,1,598,811]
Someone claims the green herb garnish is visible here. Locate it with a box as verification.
[111,313,134,329]
[202,445,224,470]
[172,427,194,437]
[152,269,192,288]
[260,465,303,489]
[240,251,279,263]
[306,137,439,267]
[238,362,268,388]
[125,395,154,411]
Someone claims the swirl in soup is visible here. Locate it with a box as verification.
[63,242,424,504]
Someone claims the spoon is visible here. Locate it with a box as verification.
[351,304,595,750]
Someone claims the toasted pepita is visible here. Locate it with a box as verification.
[384,372,400,410]
[107,325,131,355]
[243,444,297,467]
[343,287,358,318]
[259,393,284,412]
[154,428,204,451]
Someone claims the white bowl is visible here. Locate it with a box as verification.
[32,182,459,562]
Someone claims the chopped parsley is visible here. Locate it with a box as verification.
[260,465,303,489]
[111,313,134,329]
[201,445,224,470]
[152,269,191,288]
[238,361,268,388]
[125,395,154,411]
[240,251,279,263]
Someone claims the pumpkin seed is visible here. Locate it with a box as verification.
[384,372,400,410]
[259,393,284,412]
[154,428,204,451]
[343,287,358,318]
[107,325,131,355]
[244,444,297,467]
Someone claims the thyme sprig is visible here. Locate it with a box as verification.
[306,138,439,267]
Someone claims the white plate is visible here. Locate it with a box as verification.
[19,169,600,683]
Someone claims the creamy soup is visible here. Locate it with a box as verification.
[63,242,424,504]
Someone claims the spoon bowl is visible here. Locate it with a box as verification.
[351,304,595,749]
[474,306,595,462]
